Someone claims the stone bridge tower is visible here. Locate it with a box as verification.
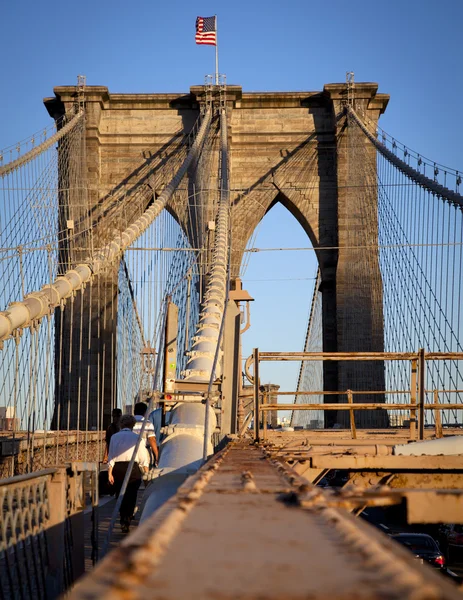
[45,82,388,428]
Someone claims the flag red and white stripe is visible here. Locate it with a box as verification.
[195,16,217,46]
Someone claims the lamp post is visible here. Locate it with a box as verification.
[229,277,254,430]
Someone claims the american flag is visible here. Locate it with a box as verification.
[195,16,216,46]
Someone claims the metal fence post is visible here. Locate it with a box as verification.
[90,468,99,565]
[253,348,260,443]
[45,468,67,597]
[347,390,357,439]
[262,391,268,440]
[409,357,418,440]
[418,348,425,440]
[433,389,443,438]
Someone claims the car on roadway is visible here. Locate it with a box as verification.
[390,533,446,569]
[389,532,463,584]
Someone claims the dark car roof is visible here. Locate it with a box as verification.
[391,533,440,552]
[391,533,433,538]
[392,531,432,537]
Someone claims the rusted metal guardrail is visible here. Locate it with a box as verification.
[246,349,463,442]
[0,462,98,599]
[0,431,104,478]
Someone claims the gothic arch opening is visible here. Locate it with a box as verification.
[240,200,319,426]
[265,191,319,250]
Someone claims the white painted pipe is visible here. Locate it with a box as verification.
[157,403,216,469]
[141,108,229,521]
[140,403,216,521]
[393,436,463,456]
[182,108,229,382]
[140,472,189,521]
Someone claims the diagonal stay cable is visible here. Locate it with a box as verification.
[349,107,463,209]
[0,112,84,178]
[294,269,321,401]
[0,109,213,342]
[120,256,148,349]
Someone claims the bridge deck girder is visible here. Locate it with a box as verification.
[71,438,462,599]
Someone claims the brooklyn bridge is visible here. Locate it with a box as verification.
[0,75,462,599]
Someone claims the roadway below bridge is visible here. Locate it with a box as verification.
[71,436,463,600]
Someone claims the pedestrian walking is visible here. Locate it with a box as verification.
[133,401,159,466]
[107,414,150,533]
[103,408,122,463]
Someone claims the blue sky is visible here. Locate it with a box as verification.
[2,0,462,165]
[1,0,462,397]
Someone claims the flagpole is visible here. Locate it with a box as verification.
[215,14,219,85]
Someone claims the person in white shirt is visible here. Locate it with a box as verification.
[108,414,150,533]
[133,401,159,466]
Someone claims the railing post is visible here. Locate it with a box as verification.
[66,466,86,581]
[434,389,443,439]
[237,393,245,432]
[45,468,67,597]
[90,468,99,565]
[253,348,260,443]
[262,390,268,440]
[347,390,357,439]
[409,357,418,440]
[418,348,425,440]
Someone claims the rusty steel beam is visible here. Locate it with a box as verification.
[345,471,463,491]
[301,454,463,470]
[297,485,463,524]
[273,390,407,395]
[265,428,463,440]
[70,440,462,600]
[258,351,420,361]
[169,380,221,393]
[404,489,463,523]
[261,402,463,411]
[256,351,463,361]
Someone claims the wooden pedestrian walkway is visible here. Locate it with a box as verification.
[83,486,147,572]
